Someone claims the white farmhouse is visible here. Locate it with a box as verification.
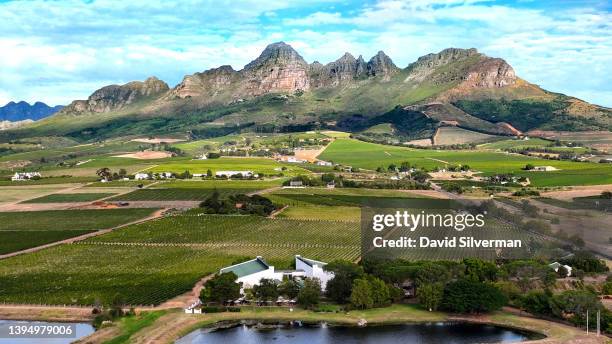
[295,255,334,291]
[134,173,150,180]
[549,262,572,277]
[316,160,333,166]
[11,172,41,181]
[215,170,253,178]
[219,255,334,293]
[220,256,283,290]
[533,166,557,172]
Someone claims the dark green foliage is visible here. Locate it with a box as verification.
[454,98,610,132]
[550,290,606,327]
[278,278,301,299]
[519,290,553,316]
[325,260,364,304]
[297,278,322,309]
[253,278,279,301]
[441,279,507,313]
[200,272,241,305]
[561,251,609,273]
[199,191,276,216]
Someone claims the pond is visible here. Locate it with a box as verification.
[177,321,545,344]
[0,320,94,344]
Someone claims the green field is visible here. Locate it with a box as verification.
[148,157,309,176]
[0,209,155,255]
[276,205,361,222]
[22,193,115,203]
[480,138,552,150]
[0,230,94,255]
[149,179,282,189]
[0,209,156,231]
[0,214,359,305]
[318,139,612,187]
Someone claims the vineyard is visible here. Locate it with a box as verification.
[22,193,116,203]
[0,209,157,255]
[0,214,360,305]
[0,209,157,231]
[0,230,93,254]
[108,188,252,201]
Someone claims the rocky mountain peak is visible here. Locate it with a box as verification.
[62,77,169,114]
[243,41,308,71]
[367,50,398,79]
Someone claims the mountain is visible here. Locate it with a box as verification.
[0,101,63,122]
[3,42,610,141]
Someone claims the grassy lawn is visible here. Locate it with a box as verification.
[319,139,612,187]
[22,193,115,203]
[150,179,283,189]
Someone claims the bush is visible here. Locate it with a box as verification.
[441,279,507,313]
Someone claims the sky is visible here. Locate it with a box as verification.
[0,0,611,107]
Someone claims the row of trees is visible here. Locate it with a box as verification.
[199,191,276,216]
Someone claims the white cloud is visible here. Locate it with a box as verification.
[0,0,610,107]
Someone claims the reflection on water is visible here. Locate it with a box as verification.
[177,321,544,344]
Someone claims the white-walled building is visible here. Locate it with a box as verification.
[549,262,572,277]
[11,172,41,181]
[220,256,283,290]
[134,173,150,180]
[219,255,334,293]
[215,170,253,178]
[294,255,334,291]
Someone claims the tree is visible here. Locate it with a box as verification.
[418,282,444,311]
[350,278,373,309]
[279,278,300,299]
[96,167,111,180]
[524,164,535,170]
[463,258,498,282]
[253,278,278,302]
[297,278,321,309]
[550,290,604,327]
[200,272,241,305]
[206,169,213,178]
[441,279,507,313]
[416,262,451,285]
[325,260,364,303]
[368,276,391,307]
[118,168,127,177]
[520,290,552,316]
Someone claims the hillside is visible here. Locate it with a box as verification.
[0,101,63,122]
[2,42,610,142]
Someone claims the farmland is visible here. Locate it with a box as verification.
[0,230,93,255]
[148,157,310,176]
[109,179,281,201]
[318,139,612,187]
[22,193,115,203]
[0,209,156,231]
[0,214,360,305]
[0,209,155,254]
[434,127,499,145]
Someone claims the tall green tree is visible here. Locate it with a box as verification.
[253,278,279,302]
[325,260,364,303]
[441,279,506,313]
[297,278,321,309]
[350,279,373,309]
[418,282,444,312]
[200,272,241,305]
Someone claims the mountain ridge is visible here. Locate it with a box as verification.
[0,101,63,122]
[4,42,611,141]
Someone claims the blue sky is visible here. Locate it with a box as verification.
[0,0,610,107]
